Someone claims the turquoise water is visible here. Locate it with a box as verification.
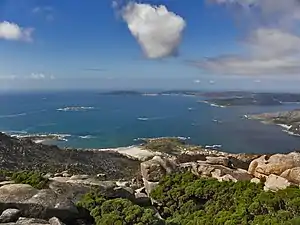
[1,91,300,154]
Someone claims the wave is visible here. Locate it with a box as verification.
[137,117,149,121]
[79,135,95,139]
[56,106,95,112]
[0,113,27,118]
[137,116,167,121]
[10,133,71,143]
[205,144,222,149]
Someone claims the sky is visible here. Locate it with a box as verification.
[1,0,300,92]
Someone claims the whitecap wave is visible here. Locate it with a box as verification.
[137,117,149,121]
[56,106,95,112]
[79,135,94,139]
[10,133,71,143]
[0,113,27,118]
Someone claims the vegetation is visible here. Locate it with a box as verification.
[151,172,300,225]
[142,138,202,154]
[0,170,48,189]
[77,189,163,225]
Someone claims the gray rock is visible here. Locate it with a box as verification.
[43,173,53,179]
[0,184,79,221]
[0,208,21,223]
[69,175,89,180]
[0,181,15,187]
[143,178,159,196]
[134,187,150,205]
[49,217,65,225]
[205,156,230,167]
[17,217,49,224]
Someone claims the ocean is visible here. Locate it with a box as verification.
[1,91,300,154]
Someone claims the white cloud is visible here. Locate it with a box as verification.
[121,2,186,59]
[0,21,33,42]
[194,79,201,83]
[0,73,55,80]
[29,73,46,80]
[0,75,17,80]
[32,6,55,21]
[192,0,300,76]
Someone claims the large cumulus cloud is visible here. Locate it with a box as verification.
[121,2,186,59]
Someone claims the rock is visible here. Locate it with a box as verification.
[205,156,230,167]
[0,181,15,187]
[281,167,300,184]
[143,178,159,196]
[62,173,71,178]
[134,187,150,205]
[182,161,253,181]
[17,217,49,224]
[264,174,291,192]
[141,156,177,182]
[43,173,53,179]
[0,184,79,221]
[69,175,89,180]
[96,174,106,179]
[0,208,21,223]
[116,181,130,188]
[0,184,39,202]
[49,217,65,225]
[249,152,300,178]
[54,173,62,177]
[251,178,261,184]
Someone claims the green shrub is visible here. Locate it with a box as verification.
[150,172,300,225]
[11,171,48,189]
[77,189,163,225]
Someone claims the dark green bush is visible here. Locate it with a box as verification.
[77,189,163,225]
[151,172,300,225]
[11,171,48,189]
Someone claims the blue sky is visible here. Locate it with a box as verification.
[1,0,300,91]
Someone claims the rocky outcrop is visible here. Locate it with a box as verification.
[0,184,79,221]
[141,154,255,195]
[248,152,300,182]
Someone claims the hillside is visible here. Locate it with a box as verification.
[0,133,139,179]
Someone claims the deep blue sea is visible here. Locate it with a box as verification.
[1,91,300,154]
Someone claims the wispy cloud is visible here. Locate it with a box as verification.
[32,6,55,21]
[120,2,186,59]
[192,0,300,76]
[82,68,107,72]
[0,73,55,80]
[0,21,33,42]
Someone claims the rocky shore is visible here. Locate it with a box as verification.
[249,109,300,136]
[1,134,300,224]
